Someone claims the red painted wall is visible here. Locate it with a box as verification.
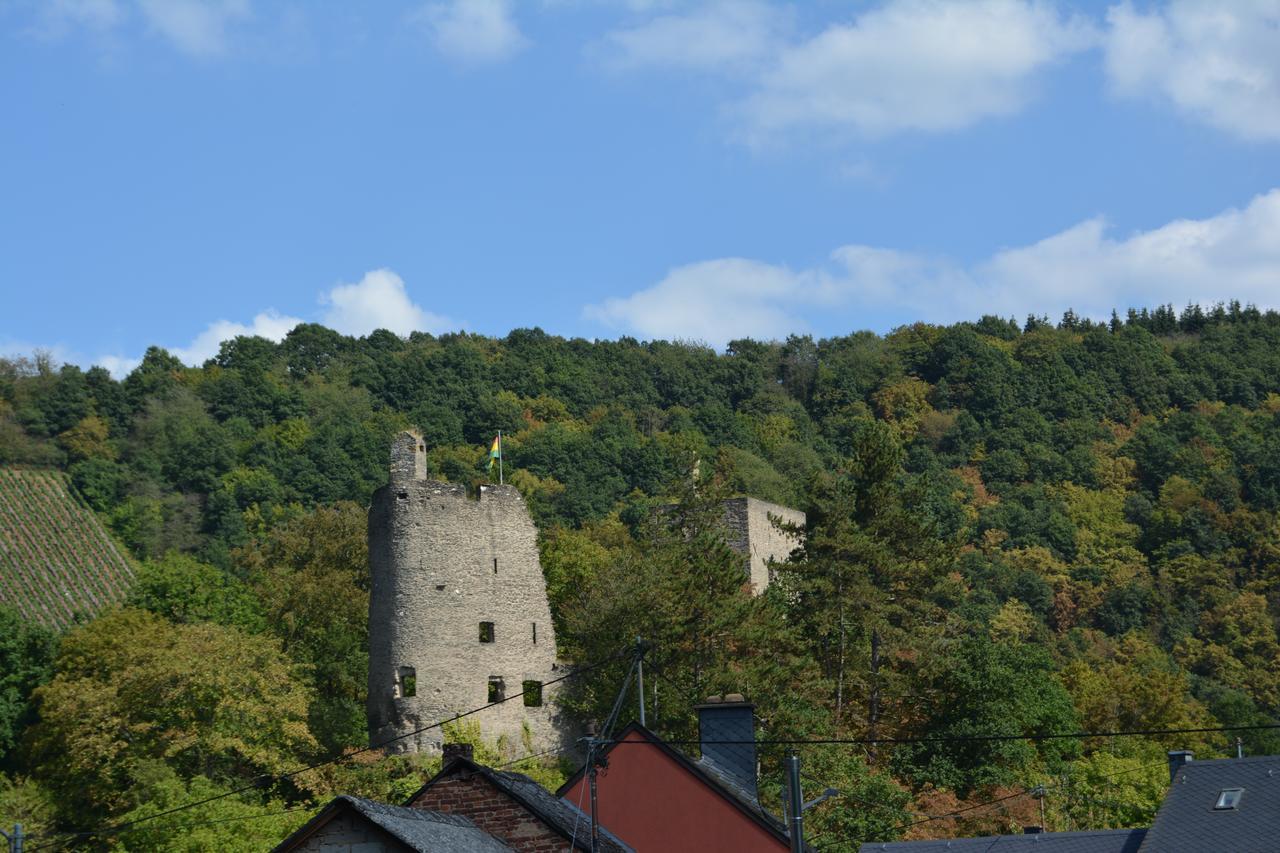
[561,731,788,853]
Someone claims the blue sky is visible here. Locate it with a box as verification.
[3,0,1279,374]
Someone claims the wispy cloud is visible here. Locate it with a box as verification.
[416,0,527,64]
[592,0,788,74]
[1104,1,1280,141]
[36,0,251,56]
[585,189,1280,346]
[135,0,250,57]
[594,0,1097,142]
[742,0,1097,140]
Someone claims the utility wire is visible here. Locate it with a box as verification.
[598,720,1280,747]
[29,649,626,851]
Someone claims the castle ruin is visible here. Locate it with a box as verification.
[720,497,805,593]
[367,431,563,754]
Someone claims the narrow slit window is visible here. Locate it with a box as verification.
[493,558,498,574]
[523,680,543,707]
[479,621,495,643]
[397,666,416,698]
[532,622,537,645]
[1215,788,1244,810]
[488,676,505,703]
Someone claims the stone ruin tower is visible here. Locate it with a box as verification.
[720,497,806,594]
[367,430,563,754]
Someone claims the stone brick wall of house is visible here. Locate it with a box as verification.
[368,430,564,754]
[409,774,572,852]
[719,497,805,593]
[292,812,402,852]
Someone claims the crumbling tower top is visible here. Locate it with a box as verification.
[390,429,427,482]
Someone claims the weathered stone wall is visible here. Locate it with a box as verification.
[368,430,564,754]
[720,498,805,593]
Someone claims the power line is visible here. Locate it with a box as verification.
[28,649,625,851]
[598,721,1280,747]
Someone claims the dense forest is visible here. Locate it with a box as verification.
[3,301,1280,850]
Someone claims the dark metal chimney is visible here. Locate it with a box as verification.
[442,742,474,764]
[1168,750,1193,782]
[696,693,758,800]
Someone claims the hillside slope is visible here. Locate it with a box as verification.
[0,467,135,627]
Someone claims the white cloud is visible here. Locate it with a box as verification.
[94,354,143,378]
[43,0,124,32]
[170,309,303,365]
[35,0,250,56]
[135,0,250,56]
[585,258,818,346]
[585,189,1280,344]
[418,0,527,64]
[593,0,788,73]
[320,268,453,337]
[743,0,1097,140]
[1104,1,1280,141]
[594,0,1096,140]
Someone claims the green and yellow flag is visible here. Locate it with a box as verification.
[487,434,501,472]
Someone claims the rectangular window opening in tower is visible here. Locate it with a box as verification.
[396,666,416,698]
[522,680,543,707]
[488,676,505,703]
[479,622,495,643]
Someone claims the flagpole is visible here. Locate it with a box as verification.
[498,430,503,485]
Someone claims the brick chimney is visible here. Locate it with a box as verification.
[443,742,474,764]
[696,693,758,800]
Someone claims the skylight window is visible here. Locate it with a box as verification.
[1215,788,1243,810]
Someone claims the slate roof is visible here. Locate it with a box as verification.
[273,795,513,852]
[408,757,633,853]
[858,829,1147,853]
[1138,754,1280,852]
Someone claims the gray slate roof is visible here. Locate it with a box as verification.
[274,795,514,853]
[859,828,1146,853]
[1139,754,1280,852]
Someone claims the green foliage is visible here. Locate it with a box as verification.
[894,637,1081,793]
[107,772,310,852]
[236,503,370,755]
[26,609,317,823]
[5,307,1280,844]
[126,553,266,632]
[0,607,56,767]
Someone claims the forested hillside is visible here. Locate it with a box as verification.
[3,301,1280,850]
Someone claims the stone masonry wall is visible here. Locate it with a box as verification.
[720,497,805,593]
[409,773,572,853]
[368,431,564,754]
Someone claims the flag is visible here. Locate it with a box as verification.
[487,434,501,471]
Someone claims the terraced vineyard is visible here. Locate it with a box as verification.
[0,467,135,628]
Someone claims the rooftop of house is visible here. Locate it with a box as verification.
[408,755,634,853]
[556,722,794,847]
[273,795,513,853]
[858,828,1147,853]
[1139,753,1280,853]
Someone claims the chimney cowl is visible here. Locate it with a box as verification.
[442,742,474,763]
